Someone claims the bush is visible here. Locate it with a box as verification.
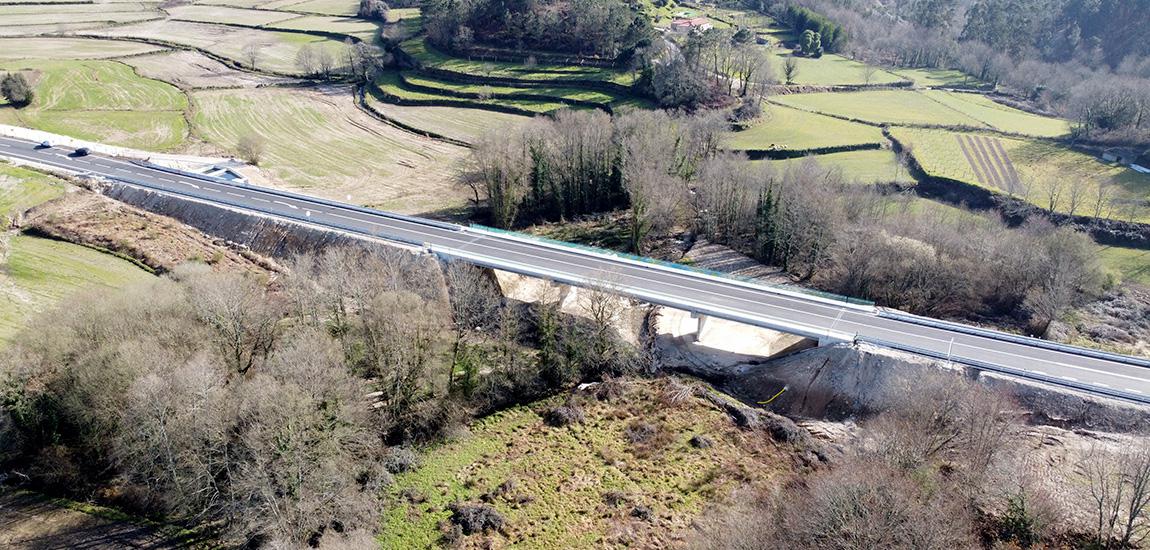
[384,446,421,474]
[1,72,33,107]
[447,502,505,535]
[544,402,584,427]
[731,100,762,122]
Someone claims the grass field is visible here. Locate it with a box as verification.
[770,50,906,86]
[266,14,380,39]
[375,72,572,114]
[381,378,788,548]
[191,85,469,212]
[920,90,1070,137]
[760,149,913,184]
[0,165,152,343]
[364,96,530,143]
[286,0,359,15]
[0,59,188,150]
[1099,246,1150,286]
[0,38,164,60]
[891,67,978,88]
[401,38,636,86]
[772,90,985,127]
[0,10,161,26]
[726,105,884,151]
[402,72,623,105]
[892,128,1150,222]
[94,19,350,75]
[166,4,300,26]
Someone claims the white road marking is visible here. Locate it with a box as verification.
[1127,388,1144,394]
[158,177,177,183]
[274,200,298,209]
[226,192,243,197]
[252,197,270,203]
[1061,376,1078,382]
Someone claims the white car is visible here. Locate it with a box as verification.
[37,140,52,149]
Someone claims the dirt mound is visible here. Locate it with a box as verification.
[21,191,279,276]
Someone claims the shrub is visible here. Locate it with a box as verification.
[384,446,421,474]
[731,100,762,123]
[447,502,505,535]
[1,72,33,107]
[544,401,584,427]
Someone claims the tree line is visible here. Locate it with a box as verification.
[465,109,1105,331]
[756,0,1150,142]
[0,249,639,547]
[419,0,655,60]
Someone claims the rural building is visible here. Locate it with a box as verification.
[670,17,713,33]
[1101,147,1136,164]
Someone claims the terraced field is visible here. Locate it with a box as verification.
[772,90,984,127]
[165,4,300,26]
[191,85,470,212]
[374,72,572,114]
[364,96,530,143]
[769,50,906,86]
[726,106,884,151]
[920,90,1070,137]
[400,38,636,86]
[122,49,301,89]
[401,72,623,105]
[0,59,188,150]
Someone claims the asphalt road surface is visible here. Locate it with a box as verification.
[2,135,1148,403]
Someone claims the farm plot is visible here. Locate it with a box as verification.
[1099,246,1150,286]
[892,128,1150,223]
[0,59,188,150]
[0,37,164,60]
[122,50,300,88]
[400,38,636,86]
[921,90,1070,137]
[375,72,571,114]
[284,0,359,15]
[772,90,984,127]
[165,4,300,26]
[759,149,913,185]
[769,50,906,86]
[266,15,380,40]
[191,86,470,212]
[93,19,349,75]
[401,72,623,105]
[0,9,161,26]
[364,95,530,144]
[726,105,884,151]
[889,67,976,88]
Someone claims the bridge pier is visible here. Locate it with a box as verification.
[691,312,710,342]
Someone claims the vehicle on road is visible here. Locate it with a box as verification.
[72,147,90,157]
[36,140,52,149]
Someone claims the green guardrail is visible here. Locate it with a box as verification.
[471,224,874,307]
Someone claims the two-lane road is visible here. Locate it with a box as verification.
[2,135,1148,403]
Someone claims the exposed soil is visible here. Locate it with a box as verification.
[1052,284,1150,358]
[0,490,186,549]
[20,191,280,276]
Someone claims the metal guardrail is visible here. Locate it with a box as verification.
[878,309,1150,369]
[857,335,1150,405]
[469,224,876,309]
[131,160,464,233]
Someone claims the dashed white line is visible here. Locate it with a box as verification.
[226,192,243,197]
[1127,388,1144,394]
[1061,376,1078,382]
[274,200,298,209]
[252,197,270,203]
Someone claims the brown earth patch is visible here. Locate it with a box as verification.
[19,191,280,276]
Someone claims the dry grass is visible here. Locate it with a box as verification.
[0,37,164,60]
[191,85,470,213]
[122,50,301,89]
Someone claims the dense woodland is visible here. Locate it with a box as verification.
[419,0,655,58]
[467,109,1104,332]
[756,0,1150,142]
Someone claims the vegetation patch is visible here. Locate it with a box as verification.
[726,105,884,151]
[759,149,914,185]
[1099,246,1150,287]
[362,97,530,144]
[0,37,164,60]
[400,38,636,86]
[165,4,300,26]
[380,377,789,548]
[769,50,904,86]
[919,90,1070,137]
[772,89,984,127]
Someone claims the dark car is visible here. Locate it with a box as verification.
[36,140,52,149]
[73,147,90,157]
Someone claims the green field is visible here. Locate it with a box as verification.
[726,105,884,151]
[891,67,978,88]
[0,165,152,343]
[0,59,188,150]
[1099,246,1150,286]
[364,96,531,143]
[891,128,1150,222]
[772,90,985,127]
[760,149,913,184]
[381,379,788,548]
[920,90,1070,137]
[770,50,906,86]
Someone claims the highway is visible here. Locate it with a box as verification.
[2,134,1149,404]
